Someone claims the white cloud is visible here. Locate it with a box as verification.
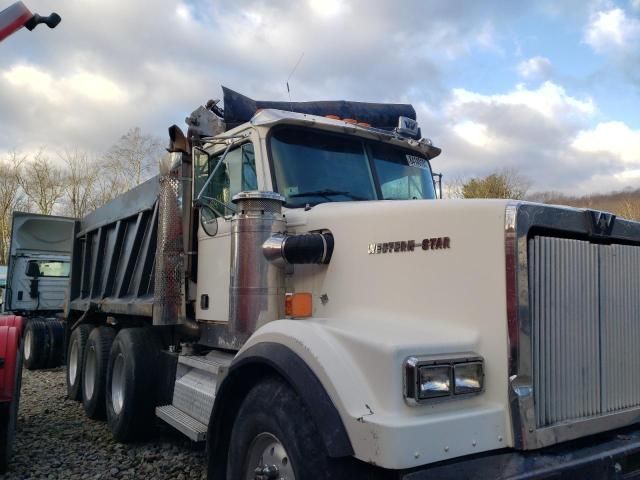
[584,8,640,52]
[517,56,552,79]
[175,3,191,21]
[3,65,59,102]
[453,121,493,148]
[424,80,640,194]
[2,64,128,105]
[448,81,595,120]
[631,0,640,11]
[308,0,349,18]
[572,121,640,164]
[65,72,128,103]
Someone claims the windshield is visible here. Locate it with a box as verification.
[26,260,70,278]
[270,127,436,207]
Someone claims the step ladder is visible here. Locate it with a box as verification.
[156,350,233,442]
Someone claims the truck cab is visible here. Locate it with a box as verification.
[4,213,73,316]
[192,108,440,326]
[4,213,73,370]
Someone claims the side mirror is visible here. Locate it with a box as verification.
[26,261,40,278]
[29,278,39,299]
[200,205,219,237]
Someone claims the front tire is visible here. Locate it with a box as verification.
[82,326,115,419]
[106,328,160,443]
[66,324,92,401]
[225,376,372,480]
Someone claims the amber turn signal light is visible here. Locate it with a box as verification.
[285,293,313,318]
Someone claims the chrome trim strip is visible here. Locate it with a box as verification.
[505,202,640,449]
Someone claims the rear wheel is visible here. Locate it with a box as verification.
[66,324,92,401]
[45,320,65,368]
[23,319,47,370]
[106,328,161,442]
[82,326,115,419]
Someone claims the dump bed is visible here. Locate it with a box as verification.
[67,176,160,319]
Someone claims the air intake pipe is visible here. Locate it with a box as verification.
[228,192,287,338]
[263,232,334,267]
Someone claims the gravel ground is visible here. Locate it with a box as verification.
[5,367,207,480]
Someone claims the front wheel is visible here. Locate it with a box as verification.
[225,377,374,480]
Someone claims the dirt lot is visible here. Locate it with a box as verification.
[5,367,206,480]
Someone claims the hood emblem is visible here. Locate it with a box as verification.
[368,237,451,254]
[585,210,616,237]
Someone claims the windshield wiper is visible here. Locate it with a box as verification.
[288,189,368,201]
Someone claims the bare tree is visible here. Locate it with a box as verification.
[58,148,100,218]
[103,127,163,194]
[0,152,28,264]
[19,148,65,215]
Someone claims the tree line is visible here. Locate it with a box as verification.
[451,169,640,222]
[0,128,163,265]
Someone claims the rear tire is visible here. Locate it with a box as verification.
[106,328,161,443]
[45,320,64,368]
[66,324,92,401]
[82,326,115,419]
[23,319,47,370]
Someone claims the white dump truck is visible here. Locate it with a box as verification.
[3,213,73,369]
[63,87,640,479]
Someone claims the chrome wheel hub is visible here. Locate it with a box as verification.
[245,432,294,480]
[24,329,32,360]
[111,353,125,415]
[69,340,79,385]
[84,345,96,399]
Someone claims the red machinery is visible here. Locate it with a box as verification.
[0,315,24,473]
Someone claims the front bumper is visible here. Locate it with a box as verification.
[400,425,640,479]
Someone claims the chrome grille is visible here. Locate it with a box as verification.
[529,236,640,428]
[601,244,640,413]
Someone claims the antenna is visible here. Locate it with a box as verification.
[286,52,304,106]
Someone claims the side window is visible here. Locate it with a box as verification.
[197,143,258,217]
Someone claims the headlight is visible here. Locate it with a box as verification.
[418,365,451,399]
[454,362,484,395]
[404,355,484,405]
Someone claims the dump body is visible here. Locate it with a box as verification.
[67,176,159,320]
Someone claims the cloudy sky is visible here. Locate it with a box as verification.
[1,0,640,194]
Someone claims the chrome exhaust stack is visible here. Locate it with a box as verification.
[228,192,286,337]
